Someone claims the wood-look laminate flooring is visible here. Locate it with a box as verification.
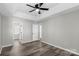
[0,40,78,56]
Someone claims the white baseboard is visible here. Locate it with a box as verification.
[2,40,38,48]
[42,41,79,55]
[21,40,39,44]
[2,44,13,48]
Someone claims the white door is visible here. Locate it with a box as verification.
[32,24,39,41]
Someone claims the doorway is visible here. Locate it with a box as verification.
[32,24,42,41]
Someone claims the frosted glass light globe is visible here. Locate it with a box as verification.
[36,9,39,12]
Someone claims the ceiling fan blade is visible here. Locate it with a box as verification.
[39,3,43,7]
[26,4,35,8]
[38,11,41,14]
[35,4,39,8]
[29,9,36,12]
[40,8,49,10]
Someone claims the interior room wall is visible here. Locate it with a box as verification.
[0,15,1,54]
[1,16,33,47]
[41,9,79,53]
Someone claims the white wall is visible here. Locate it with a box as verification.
[1,16,33,47]
[41,9,79,53]
[0,15,1,54]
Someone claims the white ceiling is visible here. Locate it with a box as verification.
[0,3,79,21]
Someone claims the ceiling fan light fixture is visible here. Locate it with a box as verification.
[36,9,39,12]
[26,3,49,14]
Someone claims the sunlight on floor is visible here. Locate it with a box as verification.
[10,39,24,56]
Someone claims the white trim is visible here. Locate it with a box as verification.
[21,40,39,44]
[2,40,38,48]
[42,41,79,55]
[0,48,2,54]
[2,44,13,48]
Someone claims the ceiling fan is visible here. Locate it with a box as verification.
[26,3,49,14]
